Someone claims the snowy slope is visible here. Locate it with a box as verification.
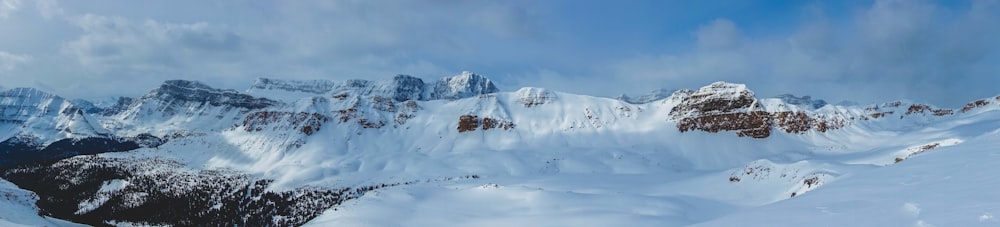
[2,73,1000,226]
[0,179,87,227]
[303,94,1000,226]
[696,123,1000,226]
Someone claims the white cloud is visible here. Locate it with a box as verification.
[0,51,30,72]
[34,0,63,19]
[1,0,997,107]
[63,14,243,72]
[0,0,21,19]
[0,0,541,99]
[697,19,741,49]
[607,0,1000,107]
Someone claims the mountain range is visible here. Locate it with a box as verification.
[2,72,1000,226]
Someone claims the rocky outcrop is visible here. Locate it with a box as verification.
[961,99,989,113]
[906,104,932,115]
[772,111,846,133]
[458,115,479,132]
[905,104,953,116]
[678,111,773,138]
[670,82,772,138]
[670,82,758,118]
[456,115,515,133]
[482,117,515,131]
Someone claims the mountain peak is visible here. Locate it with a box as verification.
[429,71,499,100]
[162,80,217,91]
[0,87,58,100]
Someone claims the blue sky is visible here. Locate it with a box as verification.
[0,0,997,107]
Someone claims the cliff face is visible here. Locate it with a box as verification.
[144,80,279,111]
[669,82,772,138]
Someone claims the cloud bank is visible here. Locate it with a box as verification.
[0,0,997,107]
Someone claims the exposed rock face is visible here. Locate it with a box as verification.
[482,117,515,131]
[678,111,773,138]
[457,115,515,132]
[391,75,426,102]
[961,99,989,113]
[114,80,281,128]
[240,111,331,135]
[516,87,555,107]
[146,80,278,111]
[771,111,846,133]
[905,104,953,116]
[670,82,759,118]
[773,111,811,134]
[458,115,479,132]
[906,104,932,115]
[670,82,772,138]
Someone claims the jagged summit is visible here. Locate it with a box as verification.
[429,71,499,100]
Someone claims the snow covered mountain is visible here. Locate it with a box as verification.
[2,71,1000,226]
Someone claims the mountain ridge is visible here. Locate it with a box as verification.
[1,72,1000,226]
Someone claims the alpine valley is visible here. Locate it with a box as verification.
[3,71,1000,226]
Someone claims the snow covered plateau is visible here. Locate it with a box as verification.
[2,71,1000,226]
